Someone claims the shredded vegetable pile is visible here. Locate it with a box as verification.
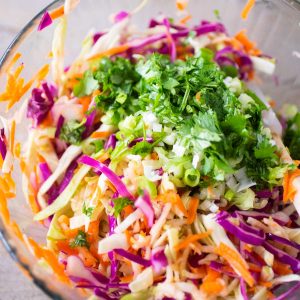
[3,0,300,299]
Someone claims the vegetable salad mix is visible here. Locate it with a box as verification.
[1,0,300,299]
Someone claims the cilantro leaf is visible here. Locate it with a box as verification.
[113,197,134,217]
[74,70,99,97]
[60,120,86,145]
[82,202,94,217]
[70,230,90,248]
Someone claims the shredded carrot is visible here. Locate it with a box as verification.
[176,0,188,11]
[5,192,16,199]
[120,274,133,283]
[180,14,192,25]
[0,155,3,168]
[186,197,199,224]
[9,120,16,153]
[200,267,224,295]
[248,262,261,273]
[174,231,211,252]
[123,205,134,218]
[28,238,70,283]
[0,189,10,225]
[78,247,98,267]
[14,142,21,158]
[78,96,92,114]
[87,220,100,239]
[56,241,78,256]
[234,29,261,56]
[36,64,50,82]
[98,152,110,163]
[273,260,292,275]
[215,242,254,287]
[0,177,9,191]
[91,131,112,139]
[241,0,256,20]
[4,173,15,191]
[87,44,131,61]
[10,221,24,242]
[5,53,21,73]
[40,112,53,127]
[157,191,188,217]
[50,5,65,20]
[259,281,273,288]
[283,168,300,203]
[28,193,40,214]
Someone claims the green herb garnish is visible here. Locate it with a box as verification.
[70,230,89,248]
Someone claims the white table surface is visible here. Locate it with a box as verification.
[0,2,51,299]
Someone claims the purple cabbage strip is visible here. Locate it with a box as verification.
[0,128,7,160]
[82,109,96,139]
[108,214,118,283]
[58,161,78,194]
[114,10,129,23]
[263,242,300,272]
[93,32,106,44]
[27,82,55,125]
[163,18,177,62]
[94,289,119,300]
[79,155,134,200]
[240,279,249,300]
[188,252,205,268]
[151,247,168,273]
[55,115,65,138]
[149,18,187,31]
[234,211,290,226]
[104,134,117,150]
[38,11,53,31]
[266,233,300,251]
[209,261,237,277]
[114,249,152,267]
[274,282,300,300]
[128,137,154,147]
[38,162,52,181]
[135,190,154,227]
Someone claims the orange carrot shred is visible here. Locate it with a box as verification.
[176,0,188,11]
[87,44,131,61]
[241,0,256,20]
[78,96,92,114]
[186,197,199,224]
[91,131,112,139]
[215,242,254,287]
[283,168,300,203]
[5,52,21,73]
[235,29,261,56]
[157,191,188,217]
[10,221,24,242]
[180,14,192,25]
[0,189,10,225]
[50,5,65,20]
[28,238,70,283]
[9,120,16,153]
[174,231,211,251]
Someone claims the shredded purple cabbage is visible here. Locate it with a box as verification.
[0,128,7,160]
[38,11,53,31]
[104,134,117,150]
[79,155,134,200]
[55,115,65,138]
[114,249,151,267]
[27,82,55,125]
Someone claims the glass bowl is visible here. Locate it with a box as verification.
[1,0,300,299]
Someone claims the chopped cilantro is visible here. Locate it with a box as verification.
[74,70,99,97]
[70,230,89,248]
[82,202,94,217]
[60,120,86,145]
[113,197,134,217]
